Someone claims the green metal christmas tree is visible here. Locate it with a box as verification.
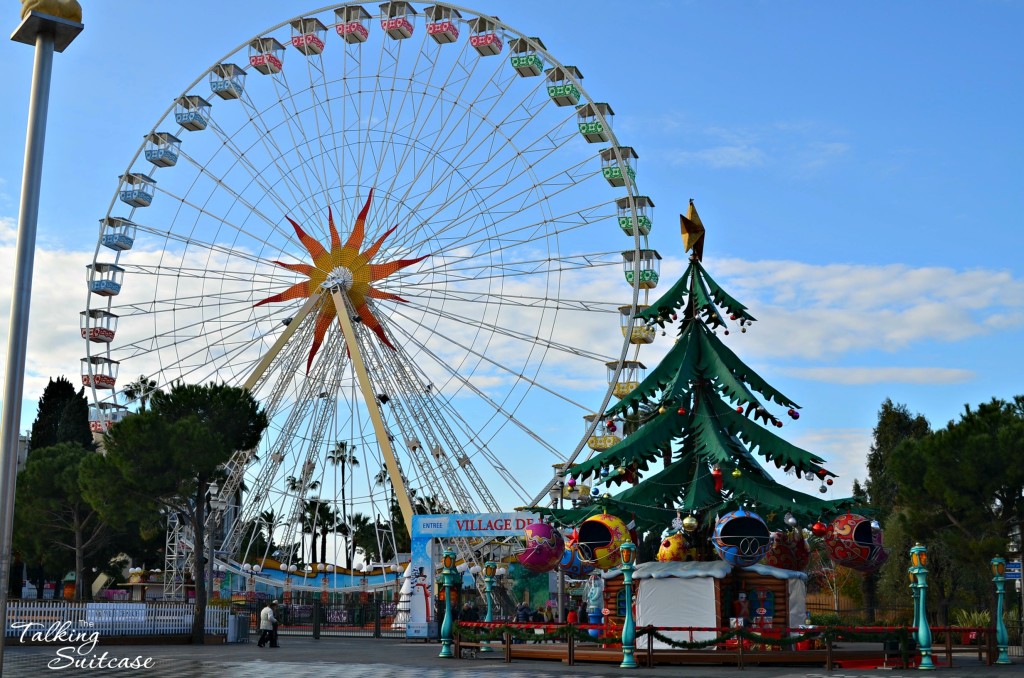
[544,201,853,547]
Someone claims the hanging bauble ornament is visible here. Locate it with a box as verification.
[741,327,747,333]
[724,330,730,335]
[677,407,686,415]
[671,513,684,533]
[732,468,742,478]
[606,420,614,427]
[600,467,610,478]
[824,514,889,573]
[577,513,630,569]
[566,476,576,488]
[774,420,783,428]
[657,532,697,562]
[816,468,828,478]
[870,519,881,531]
[736,406,744,414]
[517,522,565,573]
[819,484,828,494]
[658,406,666,414]
[607,423,617,433]
[671,314,677,321]
[729,313,737,320]
[788,409,800,420]
[711,466,723,493]
[661,331,666,336]
[713,507,771,567]
[811,521,828,537]
[682,515,699,533]
[602,493,612,500]
[591,486,600,496]
[784,512,798,527]
[826,478,834,486]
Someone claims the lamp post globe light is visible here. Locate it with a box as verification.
[991,557,1011,664]
[439,548,456,658]
[619,541,638,669]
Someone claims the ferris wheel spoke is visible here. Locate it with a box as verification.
[391,299,613,367]
[394,249,620,287]
[399,286,621,315]
[384,312,566,460]
[393,153,602,258]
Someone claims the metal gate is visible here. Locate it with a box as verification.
[240,592,408,639]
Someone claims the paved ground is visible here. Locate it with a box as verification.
[2,635,1021,677]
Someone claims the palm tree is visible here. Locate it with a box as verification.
[258,509,279,556]
[123,375,158,412]
[285,476,321,493]
[327,441,359,567]
[347,512,376,564]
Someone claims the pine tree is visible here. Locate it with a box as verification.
[29,376,94,452]
[547,202,852,539]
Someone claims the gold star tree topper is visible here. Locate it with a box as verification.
[680,199,706,261]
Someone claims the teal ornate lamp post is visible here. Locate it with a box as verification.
[438,548,456,658]
[909,568,920,629]
[479,561,496,653]
[619,541,638,669]
[991,557,1011,665]
[910,543,934,670]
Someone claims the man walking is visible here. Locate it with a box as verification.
[258,600,279,648]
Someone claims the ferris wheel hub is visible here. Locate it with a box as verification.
[321,266,355,292]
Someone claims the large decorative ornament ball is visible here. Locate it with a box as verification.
[517,522,564,573]
[600,466,610,478]
[824,513,890,573]
[657,532,698,563]
[784,512,798,527]
[558,546,595,578]
[818,484,828,494]
[566,477,576,488]
[811,521,828,537]
[682,515,699,532]
[816,468,828,478]
[577,513,630,570]
[713,507,771,567]
[764,529,811,572]
[591,486,600,496]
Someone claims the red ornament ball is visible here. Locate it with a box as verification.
[826,478,834,486]
[787,408,800,420]
[677,407,686,415]
[811,521,828,538]
[774,420,783,428]
[736,406,744,414]
[817,468,828,478]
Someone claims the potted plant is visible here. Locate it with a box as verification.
[952,609,990,645]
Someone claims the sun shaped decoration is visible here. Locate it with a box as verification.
[255,189,426,371]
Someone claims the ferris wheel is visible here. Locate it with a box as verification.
[81,2,659,595]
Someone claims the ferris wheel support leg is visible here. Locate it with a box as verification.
[243,294,321,391]
[329,288,416,535]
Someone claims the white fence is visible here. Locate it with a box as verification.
[5,601,230,638]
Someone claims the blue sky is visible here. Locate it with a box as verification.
[1,1,1022,508]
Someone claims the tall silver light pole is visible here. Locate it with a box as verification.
[1,7,83,672]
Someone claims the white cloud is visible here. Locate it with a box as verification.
[706,257,1024,360]
[772,427,873,498]
[783,366,975,385]
[671,144,766,169]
